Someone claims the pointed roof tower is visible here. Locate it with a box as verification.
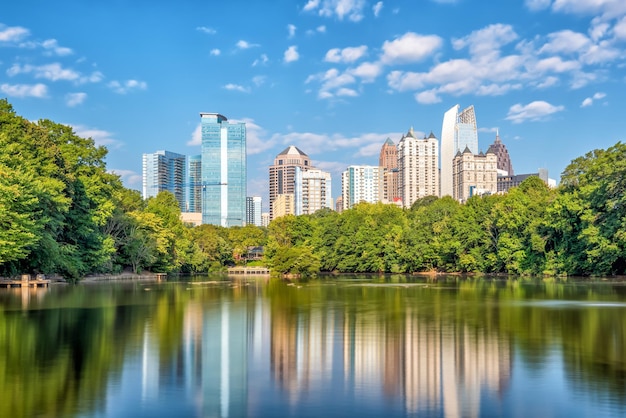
[489,131,513,175]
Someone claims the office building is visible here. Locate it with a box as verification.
[142,150,187,211]
[261,212,270,227]
[341,165,381,210]
[489,130,514,176]
[441,105,478,197]
[295,168,332,215]
[379,138,400,204]
[452,146,498,202]
[273,194,296,219]
[200,113,246,227]
[397,128,439,208]
[269,146,311,220]
[246,196,262,226]
[497,169,554,193]
[187,154,202,213]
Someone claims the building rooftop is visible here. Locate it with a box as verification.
[277,145,309,156]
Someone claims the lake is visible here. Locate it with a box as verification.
[0,275,624,417]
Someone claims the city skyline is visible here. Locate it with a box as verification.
[2,1,625,210]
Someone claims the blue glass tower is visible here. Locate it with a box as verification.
[200,113,246,226]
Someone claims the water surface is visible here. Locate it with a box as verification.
[0,275,624,417]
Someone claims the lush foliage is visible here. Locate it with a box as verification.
[265,143,626,276]
[0,100,267,281]
[2,99,625,278]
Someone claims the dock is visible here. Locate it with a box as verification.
[227,266,270,276]
[0,274,51,288]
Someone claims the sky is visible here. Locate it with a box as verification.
[1,0,625,209]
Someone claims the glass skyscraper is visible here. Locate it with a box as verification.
[187,154,202,213]
[142,150,187,211]
[440,104,478,197]
[200,113,246,227]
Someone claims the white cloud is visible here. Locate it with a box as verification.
[8,62,80,81]
[349,61,383,82]
[551,0,626,19]
[41,39,73,56]
[187,124,202,146]
[614,16,626,39]
[65,92,87,107]
[224,83,250,93]
[325,45,368,63]
[0,25,29,42]
[210,48,221,56]
[303,0,368,22]
[452,24,518,57]
[196,26,216,34]
[581,91,607,107]
[506,100,565,123]
[539,30,591,55]
[287,24,296,38]
[307,25,327,35]
[415,90,441,104]
[108,79,147,94]
[109,169,142,188]
[524,0,552,11]
[0,83,47,98]
[284,46,299,63]
[373,1,383,17]
[72,124,122,148]
[252,76,267,87]
[380,32,442,64]
[252,53,269,66]
[336,87,358,97]
[236,40,259,49]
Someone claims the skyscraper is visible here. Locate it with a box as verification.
[246,196,262,226]
[200,113,246,227]
[379,138,400,204]
[187,154,202,213]
[268,146,311,220]
[341,165,381,210]
[489,130,514,176]
[397,128,439,208]
[142,150,187,211]
[441,105,478,197]
[295,168,332,215]
[452,146,498,202]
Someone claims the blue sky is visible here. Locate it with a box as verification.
[1,0,625,208]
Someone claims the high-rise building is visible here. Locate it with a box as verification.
[142,150,187,211]
[397,128,439,208]
[273,194,295,219]
[200,113,246,227]
[269,146,311,220]
[379,138,400,204]
[261,212,270,227]
[489,130,514,176]
[295,168,332,215]
[341,165,381,210]
[441,105,478,197]
[452,146,498,202]
[246,196,262,226]
[187,154,202,213]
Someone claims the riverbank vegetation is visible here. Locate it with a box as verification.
[1,99,625,279]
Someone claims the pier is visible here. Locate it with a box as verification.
[227,266,270,276]
[0,275,51,288]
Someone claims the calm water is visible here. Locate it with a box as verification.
[0,275,625,418]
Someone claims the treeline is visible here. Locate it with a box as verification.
[0,100,267,281]
[3,99,625,279]
[265,143,626,277]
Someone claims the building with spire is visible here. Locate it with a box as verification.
[452,146,498,202]
[268,146,311,220]
[441,105,478,197]
[489,130,514,176]
[397,128,439,208]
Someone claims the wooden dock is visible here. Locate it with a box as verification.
[227,266,270,276]
[0,275,51,288]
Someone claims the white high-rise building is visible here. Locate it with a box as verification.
[341,165,381,210]
[397,128,439,208]
[441,105,478,197]
[246,196,262,226]
[295,168,332,215]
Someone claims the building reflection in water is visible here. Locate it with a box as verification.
[138,290,511,417]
